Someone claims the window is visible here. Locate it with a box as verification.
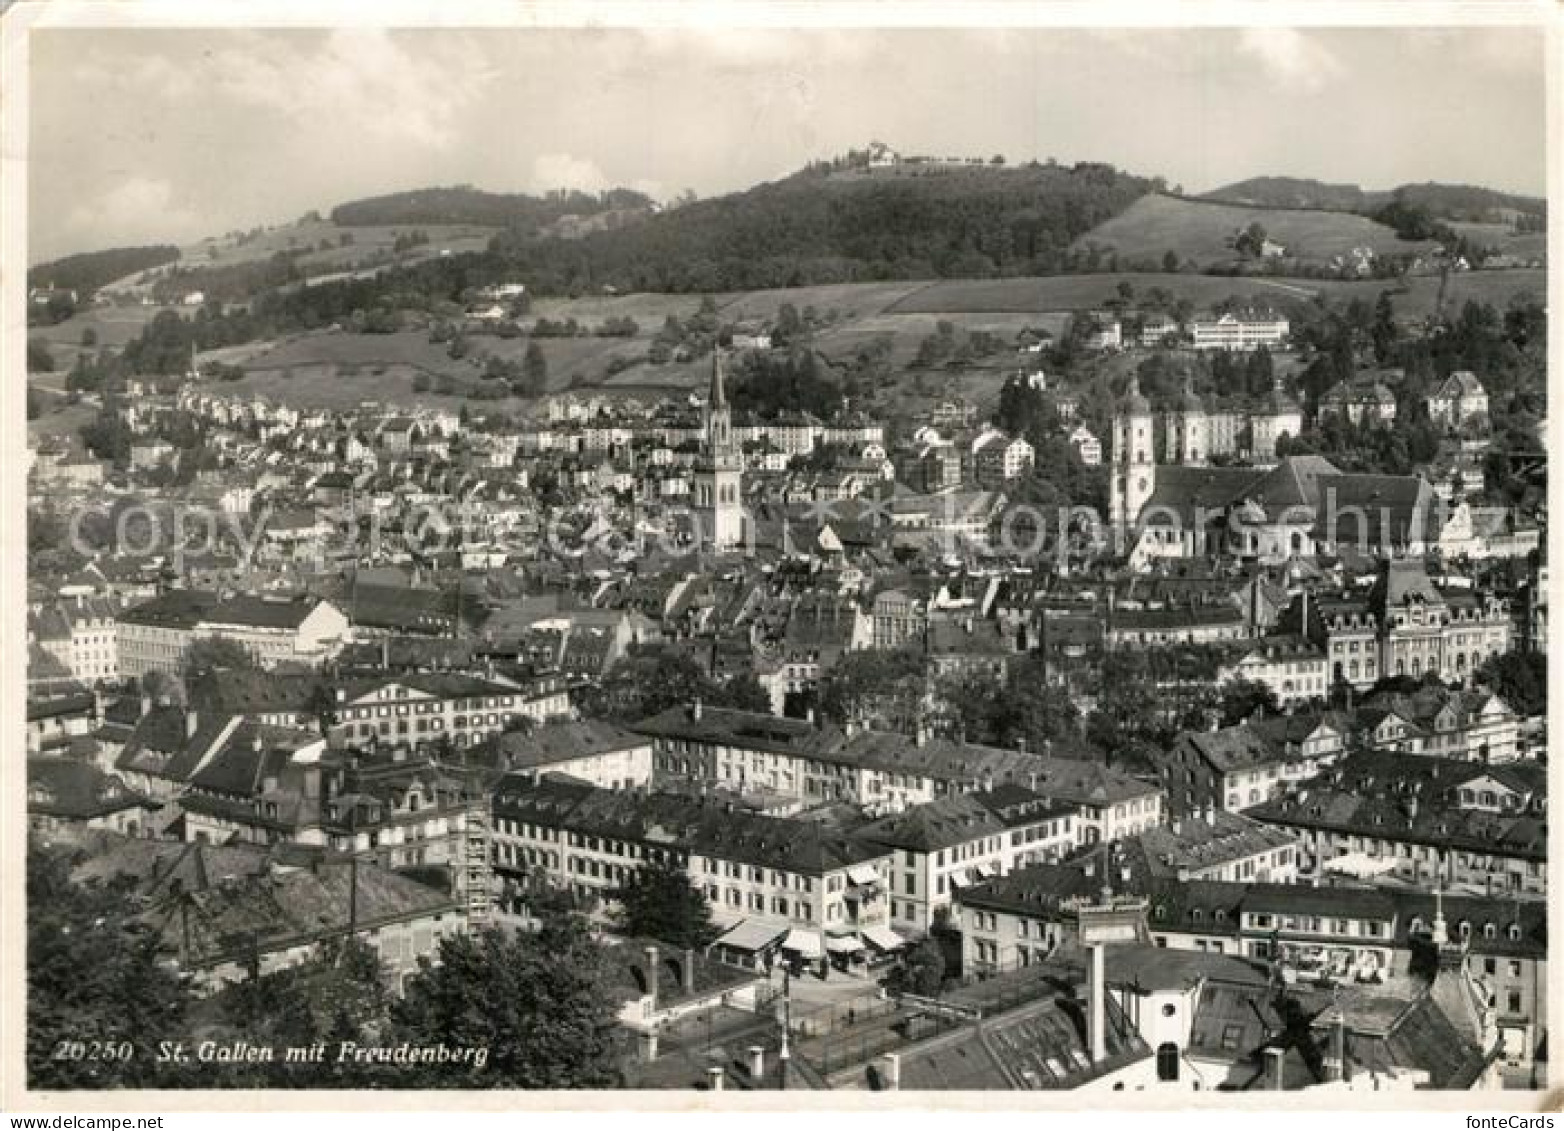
[1156,1043,1180,1082]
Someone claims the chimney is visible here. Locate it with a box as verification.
[1016,735,1027,753]
[915,719,929,747]
[683,948,696,995]
[1089,940,1107,1062]
[185,709,200,740]
[880,1052,901,1091]
[707,1066,724,1092]
[140,694,153,718]
[1324,1009,1347,1082]
[644,945,659,1014]
[380,637,390,670]
[691,698,703,721]
[748,1045,765,1081]
[1264,1046,1285,1090]
[640,1031,659,1063]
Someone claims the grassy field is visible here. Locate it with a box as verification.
[27,391,98,444]
[230,325,702,402]
[1388,268,1546,318]
[1448,222,1547,262]
[28,304,184,371]
[890,272,1325,315]
[1074,193,1433,267]
[180,264,1544,417]
[97,220,499,297]
[30,303,174,345]
[714,281,933,321]
[527,293,711,323]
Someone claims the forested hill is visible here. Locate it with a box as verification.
[1205,176,1544,222]
[487,161,1162,293]
[329,185,655,231]
[28,245,181,293]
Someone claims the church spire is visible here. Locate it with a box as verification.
[709,349,728,410]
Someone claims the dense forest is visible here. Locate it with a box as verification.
[487,161,1163,293]
[1204,177,1544,225]
[330,185,653,230]
[27,245,180,297]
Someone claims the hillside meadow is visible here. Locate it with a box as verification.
[180,267,1543,415]
[1073,193,1436,266]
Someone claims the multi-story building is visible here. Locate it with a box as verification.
[330,673,570,752]
[1293,560,1512,690]
[1246,751,1547,896]
[118,591,351,678]
[1189,310,1289,351]
[1319,378,1398,426]
[870,589,926,649]
[972,431,1035,487]
[1215,634,1329,708]
[857,787,1078,933]
[955,866,1547,1072]
[492,719,654,788]
[1429,371,1489,429]
[489,778,893,961]
[1358,687,1522,764]
[639,703,1164,840]
[1155,712,1348,818]
[29,596,120,685]
[1069,424,1102,466]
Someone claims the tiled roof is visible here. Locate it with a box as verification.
[27,758,156,819]
[493,720,648,770]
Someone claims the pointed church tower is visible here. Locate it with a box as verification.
[695,351,744,551]
[1109,372,1156,538]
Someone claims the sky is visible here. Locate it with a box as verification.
[26,24,1549,263]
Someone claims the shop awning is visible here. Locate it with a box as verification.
[846,863,881,886]
[714,919,788,954]
[861,925,910,953]
[826,934,864,954]
[781,929,823,958]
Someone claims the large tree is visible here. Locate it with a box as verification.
[885,936,945,998]
[181,635,260,676]
[610,856,718,950]
[581,644,719,722]
[1476,651,1546,718]
[389,920,626,1088]
[27,842,197,1088]
[816,648,928,731]
[940,655,1080,751]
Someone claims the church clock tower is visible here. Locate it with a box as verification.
[695,351,744,551]
[1110,372,1156,538]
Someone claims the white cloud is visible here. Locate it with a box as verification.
[205,29,494,149]
[1238,28,1343,93]
[66,176,202,248]
[531,153,610,193]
